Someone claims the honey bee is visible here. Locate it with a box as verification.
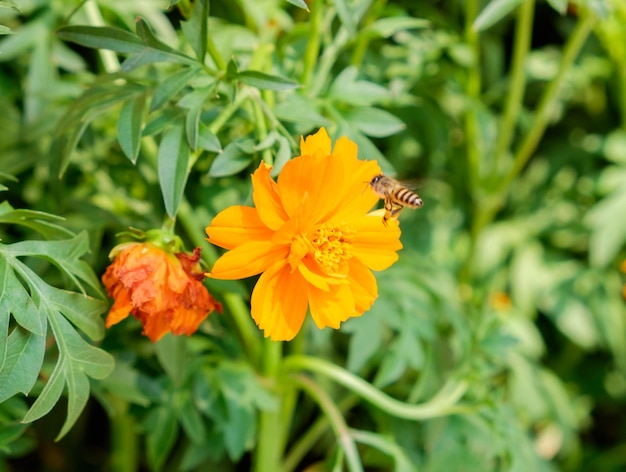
[369,174,423,225]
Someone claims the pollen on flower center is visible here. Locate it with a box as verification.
[311,223,354,275]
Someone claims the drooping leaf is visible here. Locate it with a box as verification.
[181,0,209,61]
[117,93,146,164]
[158,124,191,217]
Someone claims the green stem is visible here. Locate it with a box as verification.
[82,0,119,73]
[493,0,535,169]
[301,0,324,92]
[283,395,359,472]
[350,0,388,67]
[248,44,275,165]
[291,375,364,472]
[464,0,481,189]
[497,14,596,195]
[308,16,350,98]
[284,355,468,419]
[351,429,413,471]
[208,87,253,135]
[109,397,138,472]
[464,14,597,276]
[254,340,284,472]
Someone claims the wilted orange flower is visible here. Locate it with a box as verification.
[205,128,402,341]
[102,242,221,342]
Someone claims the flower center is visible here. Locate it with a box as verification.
[310,223,354,275]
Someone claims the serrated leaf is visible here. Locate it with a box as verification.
[158,125,191,217]
[0,258,44,335]
[472,0,524,32]
[0,204,73,240]
[209,141,253,177]
[285,0,309,10]
[118,94,146,164]
[150,67,199,112]
[237,70,300,91]
[146,406,179,471]
[0,327,46,404]
[344,107,405,138]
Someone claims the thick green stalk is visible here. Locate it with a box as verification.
[464,0,482,189]
[109,397,138,472]
[254,340,284,472]
[493,0,535,168]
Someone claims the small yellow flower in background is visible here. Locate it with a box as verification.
[205,128,403,341]
[102,241,221,342]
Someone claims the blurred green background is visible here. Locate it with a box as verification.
[1,0,626,471]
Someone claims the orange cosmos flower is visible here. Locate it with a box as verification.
[205,127,402,341]
[102,242,221,342]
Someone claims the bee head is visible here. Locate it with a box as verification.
[370,174,383,185]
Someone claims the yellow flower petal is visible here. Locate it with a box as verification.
[350,215,402,270]
[308,283,356,329]
[206,206,272,250]
[300,127,331,157]
[251,261,309,341]
[251,162,289,230]
[346,258,378,312]
[332,135,358,160]
[210,240,289,279]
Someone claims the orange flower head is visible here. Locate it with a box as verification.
[102,242,221,342]
[205,127,402,341]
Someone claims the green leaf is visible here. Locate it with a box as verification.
[0,203,74,240]
[586,184,626,267]
[0,327,46,404]
[158,125,191,217]
[273,93,329,126]
[344,107,405,138]
[209,141,254,177]
[197,124,222,152]
[0,258,45,335]
[0,1,20,12]
[237,70,300,91]
[181,0,208,61]
[175,390,207,443]
[146,406,179,471]
[360,17,429,39]
[472,0,524,32]
[150,67,199,112]
[328,67,390,106]
[335,0,356,35]
[155,335,189,387]
[270,135,292,177]
[0,25,14,35]
[285,0,309,11]
[546,0,568,14]
[56,25,146,54]
[117,93,146,164]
